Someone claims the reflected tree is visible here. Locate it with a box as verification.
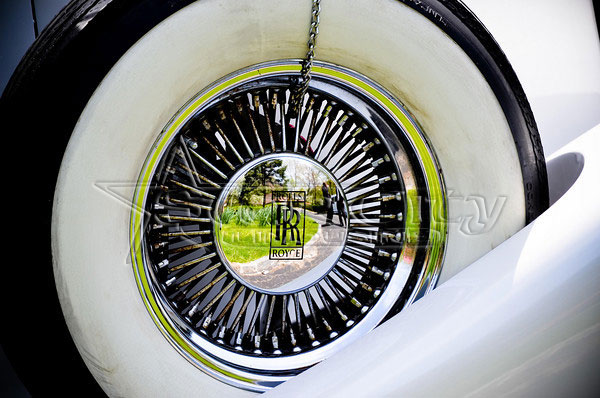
[238,160,287,206]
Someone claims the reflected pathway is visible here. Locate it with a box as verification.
[231,211,346,290]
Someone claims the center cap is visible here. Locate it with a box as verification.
[215,154,348,294]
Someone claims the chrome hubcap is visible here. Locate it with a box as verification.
[131,60,447,391]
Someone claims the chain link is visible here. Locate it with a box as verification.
[290,0,321,114]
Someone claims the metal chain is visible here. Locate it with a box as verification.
[290,0,321,114]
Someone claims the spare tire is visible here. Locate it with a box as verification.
[0,0,548,395]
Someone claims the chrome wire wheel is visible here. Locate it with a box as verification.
[131,60,447,390]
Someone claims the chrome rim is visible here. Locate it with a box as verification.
[130,60,447,391]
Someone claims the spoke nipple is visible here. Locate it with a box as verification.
[360,282,373,292]
[383,271,391,281]
[391,252,398,262]
[337,114,349,127]
[235,101,243,113]
[352,126,363,137]
[363,142,375,152]
[395,192,403,201]
[188,303,199,317]
[336,307,348,321]
[165,276,176,287]
[307,326,316,341]
[184,137,198,149]
[158,259,169,268]
[202,314,212,329]
[253,94,260,109]
[395,232,403,241]
[397,212,404,221]
[153,241,167,250]
[378,250,391,258]
[373,289,382,298]
[351,297,362,308]
[381,232,394,240]
[235,332,243,346]
[372,157,386,167]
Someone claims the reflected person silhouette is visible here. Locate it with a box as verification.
[337,194,346,227]
[322,182,333,226]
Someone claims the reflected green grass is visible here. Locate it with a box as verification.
[218,214,318,263]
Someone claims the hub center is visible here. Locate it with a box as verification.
[215,154,348,294]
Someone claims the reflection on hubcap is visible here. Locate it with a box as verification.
[130,60,447,391]
[215,154,348,294]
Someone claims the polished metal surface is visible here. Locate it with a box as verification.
[130,60,447,391]
[214,154,348,294]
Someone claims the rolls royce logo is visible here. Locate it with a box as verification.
[270,191,306,260]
